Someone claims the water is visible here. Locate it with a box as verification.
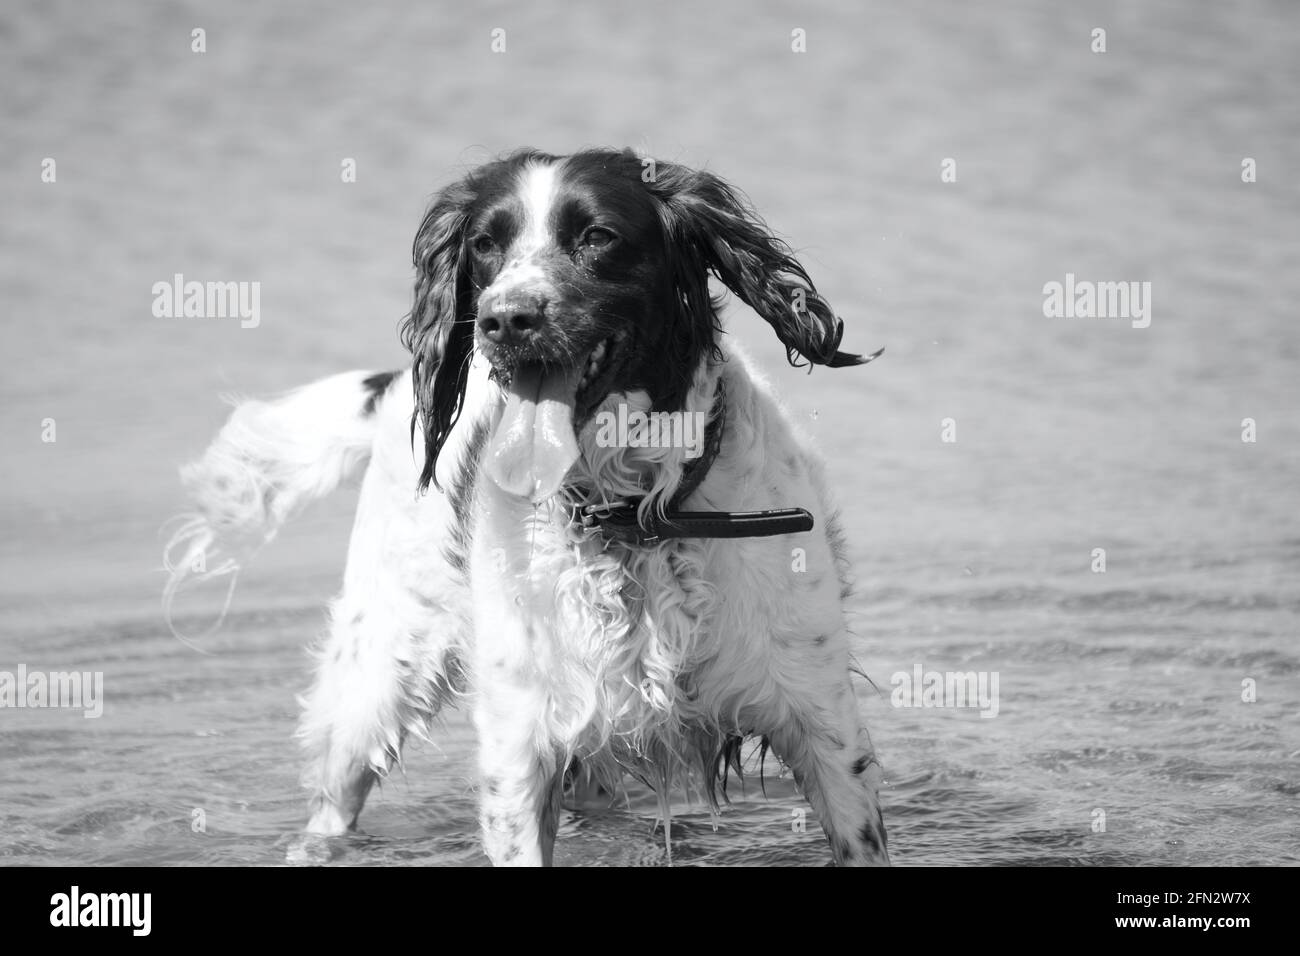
[1,0,1297,866]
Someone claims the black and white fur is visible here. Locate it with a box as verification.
[166,148,889,866]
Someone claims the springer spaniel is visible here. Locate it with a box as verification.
[165,148,889,866]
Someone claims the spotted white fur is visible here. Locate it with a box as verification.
[164,341,889,866]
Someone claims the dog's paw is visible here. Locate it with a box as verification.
[284,832,341,866]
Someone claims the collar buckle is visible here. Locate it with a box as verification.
[580,500,661,544]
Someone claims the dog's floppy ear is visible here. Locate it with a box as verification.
[650,163,867,369]
[399,179,476,491]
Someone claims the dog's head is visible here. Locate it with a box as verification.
[401,147,868,498]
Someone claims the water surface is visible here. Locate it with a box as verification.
[1,0,1297,866]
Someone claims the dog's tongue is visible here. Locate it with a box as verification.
[485,364,583,502]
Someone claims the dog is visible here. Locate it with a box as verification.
[165,147,889,866]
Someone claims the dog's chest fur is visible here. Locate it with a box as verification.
[469,467,723,760]
[458,353,849,787]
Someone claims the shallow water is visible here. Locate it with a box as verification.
[1,0,1298,866]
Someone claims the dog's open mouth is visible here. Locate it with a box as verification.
[485,332,628,502]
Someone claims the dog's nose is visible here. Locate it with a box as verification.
[477,292,547,345]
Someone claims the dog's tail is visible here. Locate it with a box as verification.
[162,369,401,639]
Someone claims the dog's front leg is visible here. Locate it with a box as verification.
[469,494,568,867]
[472,672,563,866]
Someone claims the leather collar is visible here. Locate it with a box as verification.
[577,379,814,545]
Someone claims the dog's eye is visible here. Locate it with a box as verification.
[582,227,616,249]
[472,235,496,255]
